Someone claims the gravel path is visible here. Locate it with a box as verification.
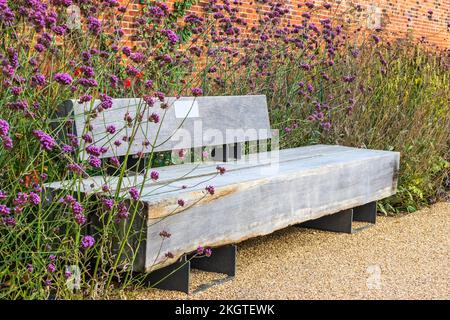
[128,202,450,300]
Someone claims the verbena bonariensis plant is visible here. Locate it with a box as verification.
[0,0,216,299]
[0,0,448,299]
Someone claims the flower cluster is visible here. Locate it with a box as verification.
[0,119,12,150]
[33,130,56,151]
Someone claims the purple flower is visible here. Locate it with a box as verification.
[205,185,215,195]
[0,204,11,216]
[0,191,7,200]
[78,94,92,104]
[29,192,41,205]
[47,263,56,273]
[31,74,46,87]
[81,65,95,78]
[150,171,159,181]
[11,86,22,96]
[109,74,119,88]
[88,155,101,168]
[2,216,16,226]
[130,52,145,63]
[82,133,93,143]
[81,235,95,249]
[87,16,101,34]
[161,29,179,45]
[143,95,156,107]
[321,122,332,131]
[102,198,114,210]
[13,192,28,207]
[177,199,185,207]
[62,195,75,204]
[33,130,56,151]
[74,214,86,225]
[144,80,153,88]
[0,119,9,136]
[129,187,140,201]
[106,125,116,134]
[52,25,67,36]
[109,157,120,168]
[62,144,73,153]
[149,113,160,123]
[191,87,203,97]
[305,1,315,9]
[78,78,98,88]
[155,92,165,102]
[205,248,212,257]
[52,0,73,6]
[371,35,381,44]
[117,202,129,220]
[99,93,113,109]
[27,264,33,273]
[54,73,73,85]
[159,230,171,238]
[197,246,204,255]
[122,46,131,56]
[85,144,102,156]
[67,163,83,174]
[71,201,83,215]
[216,166,226,175]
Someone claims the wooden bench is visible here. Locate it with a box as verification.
[47,95,400,293]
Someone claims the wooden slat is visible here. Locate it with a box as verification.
[45,144,355,194]
[61,95,271,159]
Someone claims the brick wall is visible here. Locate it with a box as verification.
[121,0,449,49]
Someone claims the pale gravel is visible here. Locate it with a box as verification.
[126,202,450,300]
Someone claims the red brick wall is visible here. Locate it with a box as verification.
[121,0,449,49]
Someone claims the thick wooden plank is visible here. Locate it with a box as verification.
[142,147,399,271]
[62,95,271,159]
[44,145,400,272]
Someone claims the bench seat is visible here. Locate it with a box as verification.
[46,144,399,272]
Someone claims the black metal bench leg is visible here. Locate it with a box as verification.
[145,256,190,294]
[190,245,237,277]
[351,201,377,233]
[299,209,353,234]
[353,201,377,224]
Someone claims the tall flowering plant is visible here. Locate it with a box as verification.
[0,0,213,299]
[0,0,448,299]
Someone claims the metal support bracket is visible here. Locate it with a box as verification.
[351,201,377,233]
[300,209,354,234]
[144,245,237,294]
[190,245,237,277]
[144,256,190,294]
[298,201,377,234]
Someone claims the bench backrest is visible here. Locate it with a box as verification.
[58,95,271,161]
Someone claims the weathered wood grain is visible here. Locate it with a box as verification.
[138,145,400,271]
[45,144,349,194]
